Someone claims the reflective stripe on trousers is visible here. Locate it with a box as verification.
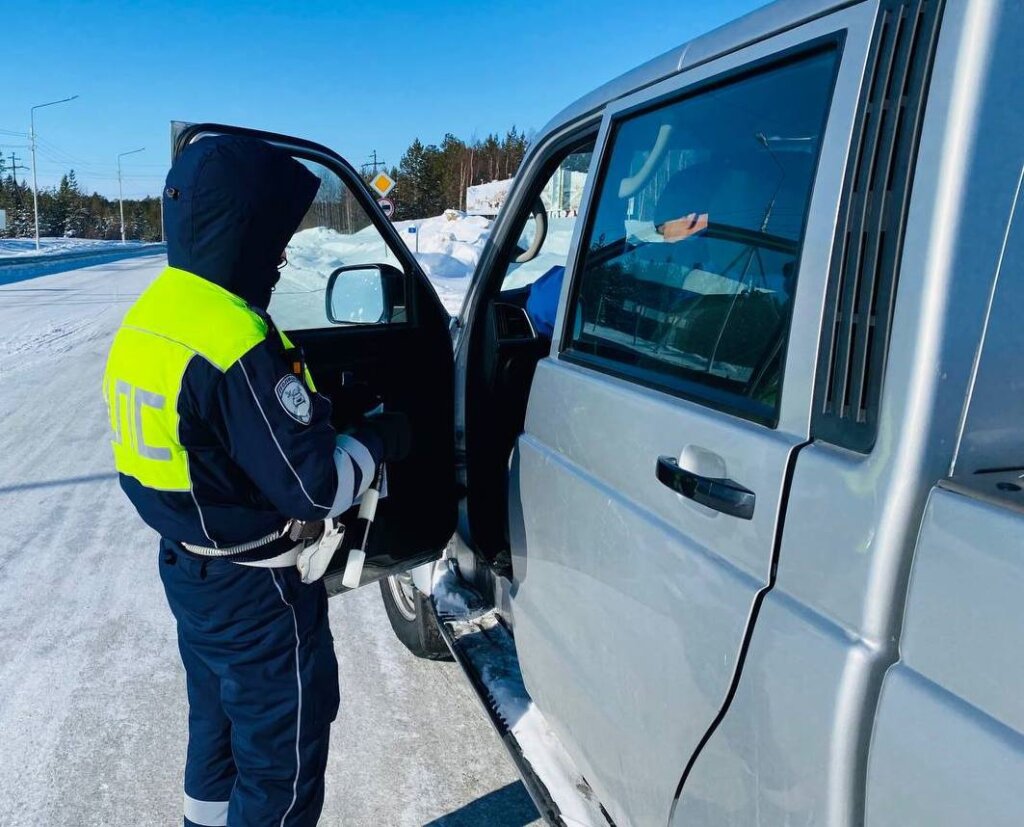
[184,794,228,826]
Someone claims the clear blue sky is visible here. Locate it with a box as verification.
[2,0,764,199]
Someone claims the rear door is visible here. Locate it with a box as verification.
[508,11,869,826]
[173,124,456,593]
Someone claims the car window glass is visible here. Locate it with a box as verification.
[500,146,594,292]
[566,48,838,425]
[269,160,406,331]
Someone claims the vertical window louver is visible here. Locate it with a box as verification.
[813,0,945,451]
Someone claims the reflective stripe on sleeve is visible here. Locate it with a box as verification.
[328,448,357,517]
[337,435,374,491]
[328,435,376,517]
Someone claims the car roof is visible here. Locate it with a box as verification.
[537,0,854,139]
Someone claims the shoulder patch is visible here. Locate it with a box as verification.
[275,375,312,425]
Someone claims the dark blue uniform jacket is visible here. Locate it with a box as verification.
[118,136,381,561]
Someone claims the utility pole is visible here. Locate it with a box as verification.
[117,147,145,243]
[360,151,385,178]
[7,153,29,206]
[30,94,78,250]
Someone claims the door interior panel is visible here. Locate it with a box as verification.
[290,276,456,589]
[469,293,550,558]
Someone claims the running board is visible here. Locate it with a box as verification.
[431,565,614,827]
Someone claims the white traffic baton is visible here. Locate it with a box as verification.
[341,464,385,589]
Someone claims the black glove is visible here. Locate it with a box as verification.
[365,411,412,462]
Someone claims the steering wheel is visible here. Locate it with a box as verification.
[513,198,548,264]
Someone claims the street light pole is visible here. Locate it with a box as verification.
[30,95,78,251]
[117,147,145,243]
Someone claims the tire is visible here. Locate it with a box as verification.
[379,572,451,660]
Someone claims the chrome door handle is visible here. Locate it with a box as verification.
[656,456,756,520]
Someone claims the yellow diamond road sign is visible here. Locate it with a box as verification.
[370,172,395,198]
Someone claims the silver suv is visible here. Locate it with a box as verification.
[174,0,1024,823]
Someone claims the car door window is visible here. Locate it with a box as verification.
[270,160,406,331]
[566,48,838,425]
[500,145,594,292]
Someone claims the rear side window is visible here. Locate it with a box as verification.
[564,48,838,425]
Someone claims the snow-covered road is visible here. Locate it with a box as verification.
[0,255,538,826]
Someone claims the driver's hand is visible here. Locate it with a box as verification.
[660,212,709,242]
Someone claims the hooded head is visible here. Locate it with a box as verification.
[163,135,321,309]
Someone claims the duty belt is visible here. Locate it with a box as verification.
[180,519,324,558]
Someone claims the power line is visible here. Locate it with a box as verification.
[34,137,114,172]
[31,135,168,177]
[360,150,387,177]
[6,153,30,205]
[35,135,168,169]
[7,152,28,175]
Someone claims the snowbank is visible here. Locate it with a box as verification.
[466,179,513,216]
[278,211,491,324]
[393,210,491,275]
[394,211,490,312]
[0,237,150,258]
[0,240,166,287]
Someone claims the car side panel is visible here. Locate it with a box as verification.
[864,486,1024,825]
[866,669,1024,827]
[671,593,864,826]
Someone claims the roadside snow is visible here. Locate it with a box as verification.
[466,179,514,216]
[276,211,490,326]
[0,237,150,258]
[396,211,490,313]
[394,210,491,280]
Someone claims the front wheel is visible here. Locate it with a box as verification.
[379,572,451,660]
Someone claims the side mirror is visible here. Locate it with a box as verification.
[325,264,405,325]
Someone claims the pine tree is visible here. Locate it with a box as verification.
[396,138,430,220]
[54,172,83,236]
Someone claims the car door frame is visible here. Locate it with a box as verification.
[451,114,604,558]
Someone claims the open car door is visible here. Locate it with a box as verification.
[172,123,456,594]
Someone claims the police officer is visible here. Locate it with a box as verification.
[103,135,408,826]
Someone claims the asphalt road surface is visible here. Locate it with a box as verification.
[0,254,539,826]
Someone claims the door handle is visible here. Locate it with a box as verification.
[656,456,756,520]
